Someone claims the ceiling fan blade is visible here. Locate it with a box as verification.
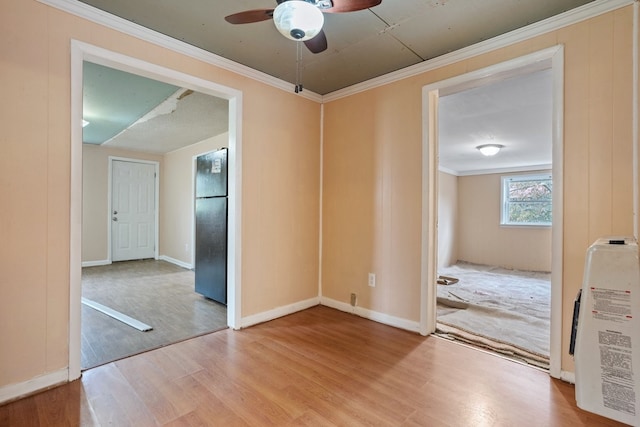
[224,9,274,24]
[304,30,328,54]
[323,0,382,13]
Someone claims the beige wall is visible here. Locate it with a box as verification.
[457,172,552,272]
[322,86,423,320]
[82,144,163,263]
[322,6,635,372]
[437,170,551,272]
[160,133,228,265]
[437,171,458,269]
[1,0,320,390]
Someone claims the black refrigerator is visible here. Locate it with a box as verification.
[194,148,228,305]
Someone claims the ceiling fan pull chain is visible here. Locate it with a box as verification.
[295,41,303,93]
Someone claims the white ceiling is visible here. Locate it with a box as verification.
[100,89,229,154]
[439,68,552,175]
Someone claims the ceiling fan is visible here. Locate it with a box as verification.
[224,0,382,54]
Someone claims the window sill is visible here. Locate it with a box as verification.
[500,223,552,229]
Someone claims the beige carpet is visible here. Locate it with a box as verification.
[436,262,550,368]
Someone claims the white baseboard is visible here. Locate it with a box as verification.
[240,297,320,328]
[560,370,575,384]
[320,297,421,333]
[159,255,193,269]
[81,259,110,267]
[82,257,192,269]
[0,368,68,405]
[240,295,419,334]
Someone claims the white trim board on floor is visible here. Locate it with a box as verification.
[81,297,153,332]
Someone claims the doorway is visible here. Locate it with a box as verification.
[420,46,564,378]
[435,69,553,368]
[80,66,230,369]
[70,41,244,380]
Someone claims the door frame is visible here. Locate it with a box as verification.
[420,46,564,378]
[108,157,160,263]
[70,40,244,380]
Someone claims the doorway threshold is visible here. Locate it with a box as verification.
[433,325,550,371]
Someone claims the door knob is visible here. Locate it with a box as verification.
[113,210,118,215]
[112,217,118,222]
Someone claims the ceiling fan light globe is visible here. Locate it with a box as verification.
[273,0,324,42]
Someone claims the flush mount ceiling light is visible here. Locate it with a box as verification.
[273,0,325,41]
[476,144,504,156]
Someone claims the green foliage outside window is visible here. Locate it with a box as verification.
[501,174,552,226]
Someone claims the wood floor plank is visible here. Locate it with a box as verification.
[284,408,337,426]
[0,394,39,426]
[114,355,189,424]
[33,380,81,426]
[245,317,437,414]
[193,368,293,426]
[161,374,246,426]
[253,338,416,424]
[81,363,158,426]
[0,305,628,426]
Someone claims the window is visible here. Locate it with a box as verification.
[501,173,552,226]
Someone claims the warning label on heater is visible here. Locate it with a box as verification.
[591,287,632,323]
[602,380,636,415]
[598,330,636,416]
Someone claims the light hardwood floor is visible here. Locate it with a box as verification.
[0,306,624,426]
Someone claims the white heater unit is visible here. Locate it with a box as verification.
[574,237,640,425]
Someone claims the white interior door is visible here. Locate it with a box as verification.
[111,160,156,262]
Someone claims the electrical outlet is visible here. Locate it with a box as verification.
[350,293,357,306]
[368,273,376,287]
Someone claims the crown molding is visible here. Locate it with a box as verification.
[442,164,553,177]
[36,0,323,102]
[323,0,633,102]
